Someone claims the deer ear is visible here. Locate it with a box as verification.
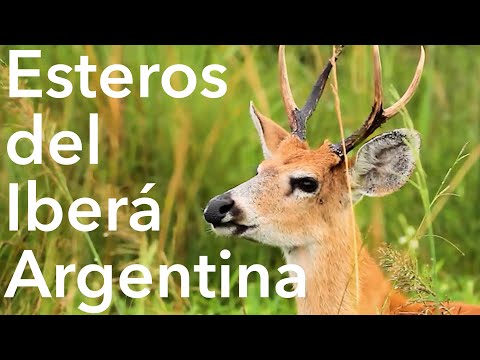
[350,129,421,200]
[250,102,290,159]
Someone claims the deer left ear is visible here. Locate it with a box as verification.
[249,102,290,159]
[350,129,421,200]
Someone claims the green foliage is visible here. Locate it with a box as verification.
[0,45,478,314]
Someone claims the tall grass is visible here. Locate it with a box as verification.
[0,45,479,314]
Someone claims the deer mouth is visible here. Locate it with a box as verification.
[213,222,257,236]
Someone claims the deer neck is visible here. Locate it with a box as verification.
[283,209,394,315]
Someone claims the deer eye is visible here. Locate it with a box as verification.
[290,177,319,193]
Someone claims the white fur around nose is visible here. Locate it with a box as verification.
[228,175,263,224]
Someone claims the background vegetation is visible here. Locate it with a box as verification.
[0,45,478,314]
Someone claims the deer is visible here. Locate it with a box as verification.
[203,45,480,315]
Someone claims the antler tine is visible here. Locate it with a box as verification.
[336,45,383,154]
[279,45,299,134]
[279,45,345,140]
[299,45,345,124]
[384,46,425,118]
[332,45,425,157]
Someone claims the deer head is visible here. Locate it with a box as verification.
[204,45,425,250]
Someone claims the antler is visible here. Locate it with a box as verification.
[279,45,345,140]
[331,45,425,157]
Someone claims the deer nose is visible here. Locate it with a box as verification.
[204,193,235,225]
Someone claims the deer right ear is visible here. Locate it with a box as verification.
[249,102,290,159]
[349,129,421,202]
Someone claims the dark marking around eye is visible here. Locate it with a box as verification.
[285,187,294,196]
[290,177,319,194]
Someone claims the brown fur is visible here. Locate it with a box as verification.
[250,126,480,314]
[205,46,475,314]
[207,111,480,315]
